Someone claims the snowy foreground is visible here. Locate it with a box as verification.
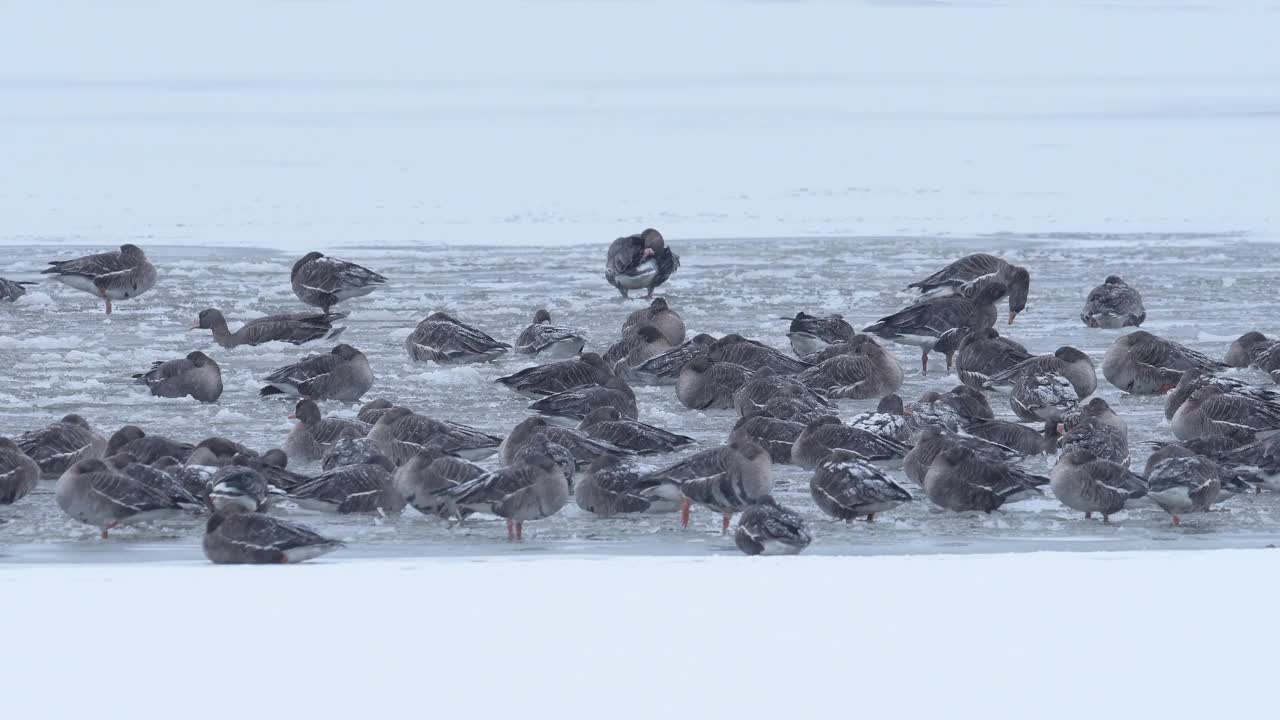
[5,549,1274,718]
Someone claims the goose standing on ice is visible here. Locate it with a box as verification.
[133,351,223,403]
[907,253,1030,324]
[982,346,1096,400]
[1080,276,1146,328]
[393,448,487,520]
[55,458,189,538]
[367,407,503,464]
[922,446,1047,513]
[191,308,346,348]
[783,312,856,356]
[433,453,570,541]
[499,416,624,466]
[605,228,680,298]
[286,453,405,514]
[1145,455,1223,526]
[514,309,586,359]
[1049,450,1147,521]
[0,277,36,302]
[652,441,773,532]
[290,251,386,312]
[0,438,40,505]
[1102,331,1225,395]
[406,311,511,364]
[42,243,157,314]
[16,414,107,479]
[734,496,811,556]
[863,281,1007,373]
[259,344,374,402]
[203,511,344,564]
[810,449,913,522]
[574,453,684,517]
[729,414,806,464]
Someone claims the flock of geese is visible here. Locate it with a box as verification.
[3,229,1280,563]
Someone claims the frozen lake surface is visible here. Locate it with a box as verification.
[4,235,1280,563]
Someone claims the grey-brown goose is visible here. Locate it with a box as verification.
[603,325,672,374]
[406,311,511,364]
[903,426,1021,485]
[393,448,486,520]
[1171,386,1280,442]
[922,446,1047,513]
[16,414,107,479]
[203,511,343,564]
[1081,276,1146,328]
[133,351,223,403]
[734,496,811,556]
[605,228,680,299]
[677,357,753,410]
[367,407,503,463]
[810,449,913,522]
[708,334,810,375]
[907,253,1030,324]
[730,414,806,465]
[1146,455,1223,525]
[846,395,912,444]
[192,308,346,348]
[574,453,684,517]
[1224,332,1280,383]
[497,352,615,398]
[43,243,157,314]
[622,297,686,345]
[1102,331,1225,395]
[55,458,188,538]
[864,281,1007,373]
[290,251,386,312]
[530,376,638,422]
[953,328,1032,388]
[434,453,569,541]
[259,344,373,402]
[0,277,36,302]
[982,346,1096,399]
[645,440,773,532]
[734,368,831,419]
[357,399,398,424]
[192,437,258,465]
[783,312,857,357]
[577,407,695,455]
[286,453,404,514]
[791,416,909,469]
[926,385,995,421]
[499,416,626,466]
[960,418,1053,456]
[107,453,205,510]
[514,309,586,359]
[105,426,192,465]
[207,466,272,513]
[1212,435,1280,492]
[0,437,40,505]
[320,437,384,473]
[630,334,716,382]
[1010,371,1079,423]
[1049,450,1147,521]
[1164,370,1280,421]
[285,399,371,463]
[796,339,903,399]
[232,450,309,492]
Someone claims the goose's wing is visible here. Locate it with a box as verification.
[633,341,705,378]
[224,513,339,552]
[89,472,179,513]
[263,353,341,394]
[240,312,343,345]
[297,256,385,295]
[43,249,130,279]
[865,296,980,338]
[605,235,644,277]
[908,254,1004,291]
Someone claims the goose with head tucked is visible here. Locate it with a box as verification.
[1010,371,1080,423]
[1214,435,1280,492]
[846,395,913,445]
[1224,332,1280,383]
[791,416,909,469]
[810,449,913,522]
[864,281,1007,373]
[514,309,587,359]
[105,426,192,465]
[622,297,686,346]
[320,437,384,473]
[285,399,371,463]
[206,465,272,514]
[393,447,487,520]
[42,243,157,314]
[203,511,343,564]
[133,351,223,403]
[497,352,615,398]
[107,453,205,511]
[953,328,1032,389]
[1146,455,1224,526]
[55,458,189,538]
[16,414,107,479]
[577,407,695,455]
[259,344,373,402]
[1081,276,1146,328]
[574,453,684,517]
[500,416,628,466]
[529,375,638,423]
[1049,450,1147,521]
[730,413,806,465]
[290,251,386,312]
[982,346,1096,400]
[1164,370,1280,421]
[797,338,903,399]
[0,437,40,506]
[434,453,570,541]
[903,426,1022,486]
[191,308,346,348]
[707,334,810,375]
[646,440,773,532]
[406,311,511,364]
[287,452,404,514]
[677,357,754,411]
[907,253,1030,324]
[783,312,857,357]
[734,496,811,556]
[606,229,680,299]
[735,367,832,419]
[923,446,1047,513]
[357,399,398,425]
[367,407,503,464]
[603,324,672,374]
[1171,386,1280,443]
[630,333,716,382]
[1102,331,1225,396]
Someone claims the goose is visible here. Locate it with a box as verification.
[646,441,773,532]
[16,414,107,479]
[907,253,1030,324]
[677,357,753,410]
[605,229,680,298]
[0,277,36,302]
[393,448,487,520]
[864,281,1007,373]
[105,426,192,465]
[1081,276,1146,328]
[191,308,346,348]
[286,453,404,514]
[982,346,1096,399]
[1146,456,1224,525]
[925,385,995,421]
[1214,435,1280,492]
[1010,371,1079,423]
[232,451,310,493]
[734,496,811,556]
[133,351,223,402]
[529,376,638,423]
[42,243,157,314]
[207,466,272,513]
[321,437,386,473]
[577,407,695,455]
[783,312,857,357]
[285,399,371,463]
[192,437,257,465]
[1224,332,1280,383]
[904,426,1022,486]
[734,368,832,419]
[603,325,672,374]
[922,446,1047,512]
[107,453,205,510]
[707,334,810,375]
[622,297,686,345]
[1051,418,1129,466]
[630,334,716,382]
[259,344,373,402]
[151,457,217,500]
[497,352,615,398]
[729,414,806,464]
[0,438,40,505]
[1164,370,1280,421]
[846,395,913,444]
[1102,331,1225,395]
[367,407,503,464]
[433,453,569,541]
[406,311,511,364]
[810,449,913,522]
[290,251,386,312]
[796,339,903,399]
[499,416,626,466]
[514,309,586,359]
[961,418,1054,456]
[357,399,398,424]
[574,453,684,517]
[791,416,909,469]
[203,511,343,564]
[1049,450,1147,521]
[55,458,189,538]
[953,328,1032,388]
[1171,386,1280,442]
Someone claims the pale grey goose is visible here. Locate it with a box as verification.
[622,297,686,345]
[290,251,386,312]
[529,376,638,422]
[907,252,1030,324]
[922,446,1047,513]
[1146,455,1223,525]
[192,308,346,348]
[796,339,903,399]
[645,440,772,532]
[393,448,486,520]
[285,399,371,463]
[783,312,857,357]
[203,511,343,564]
[0,437,40,506]
[259,343,373,402]
[1171,386,1280,442]
[514,309,587,359]
[1049,450,1147,521]
[864,281,1007,373]
[1081,276,1145,328]
[734,496,811,556]
[497,352,614,398]
[1102,331,1225,395]
[606,229,680,298]
[55,458,189,538]
[367,407,503,464]
[16,414,107,479]
[42,243,157,314]
[406,311,511,364]
[677,357,753,410]
[133,351,223,403]
[791,416,909,469]
[574,453,684,517]
[810,449,913,522]
[577,407,695,455]
[434,453,569,541]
